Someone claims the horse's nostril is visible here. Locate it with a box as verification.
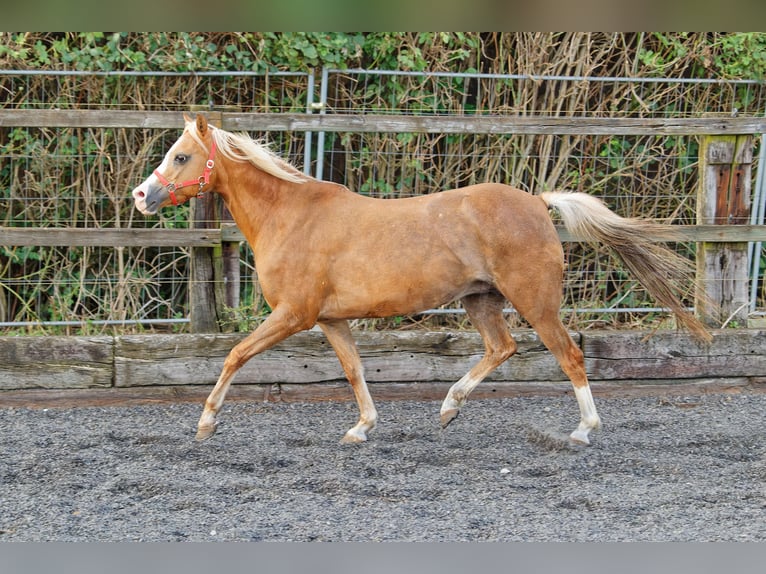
[137,190,146,198]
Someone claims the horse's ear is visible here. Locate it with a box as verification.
[183,112,193,123]
[196,113,208,137]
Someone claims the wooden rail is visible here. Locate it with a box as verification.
[3,225,766,247]
[222,113,766,136]
[0,228,222,247]
[1,330,764,405]
[3,109,766,135]
[220,223,766,244]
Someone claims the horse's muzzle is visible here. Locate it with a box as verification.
[132,184,164,215]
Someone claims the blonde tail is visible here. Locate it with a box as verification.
[541,191,712,343]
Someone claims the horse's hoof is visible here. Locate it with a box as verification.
[568,429,591,446]
[340,428,367,444]
[195,423,218,441]
[440,408,460,429]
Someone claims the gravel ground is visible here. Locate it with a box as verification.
[0,392,764,542]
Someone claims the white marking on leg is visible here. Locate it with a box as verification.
[340,365,378,443]
[570,385,602,444]
[197,403,218,430]
[196,368,238,439]
[441,373,480,416]
[342,417,376,443]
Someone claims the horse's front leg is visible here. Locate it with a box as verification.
[196,307,308,440]
[318,319,378,443]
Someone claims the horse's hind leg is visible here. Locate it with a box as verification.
[508,283,601,445]
[484,239,601,445]
[318,319,378,443]
[530,315,601,444]
[440,293,517,427]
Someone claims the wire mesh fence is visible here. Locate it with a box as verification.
[1,69,764,334]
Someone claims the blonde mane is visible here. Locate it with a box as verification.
[186,122,310,184]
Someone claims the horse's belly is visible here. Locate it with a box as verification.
[319,275,495,320]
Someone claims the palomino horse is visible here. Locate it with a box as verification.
[132,113,710,446]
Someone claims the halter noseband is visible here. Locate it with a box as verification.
[153,140,218,206]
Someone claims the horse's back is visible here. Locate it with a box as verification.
[326,181,562,265]
[439,183,562,249]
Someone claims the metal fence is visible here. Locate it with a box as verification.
[1,69,765,333]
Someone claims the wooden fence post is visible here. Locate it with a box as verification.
[190,111,224,333]
[221,205,240,311]
[190,187,222,333]
[696,134,753,327]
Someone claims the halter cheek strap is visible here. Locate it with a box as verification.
[153,140,217,206]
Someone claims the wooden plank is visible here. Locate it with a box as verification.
[0,336,113,390]
[113,330,571,388]
[682,224,766,242]
[221,223,246,242]
[222,221,766,244]
[1,330,765,399]
[352,330,569,383]
[0,227,222,247]
[109,329,766,389]
[223,113,766,135]
[0,109,183,128]
[556,224,766,243]
[113,332,356,387]
[3,224,766,248]
[729,136,752,224]
[119,325,757,390]
[114,333,240,388]
[3,109,766,135]
[583,329,766,380]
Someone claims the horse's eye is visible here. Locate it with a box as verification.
[175,154,188,164]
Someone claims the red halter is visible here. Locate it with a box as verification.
[153,140,218,206]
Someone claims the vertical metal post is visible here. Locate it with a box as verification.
[315,66,330,181]
[748,132,766,313]
[303,71,314,176]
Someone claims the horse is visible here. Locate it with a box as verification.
[132,113,711,446]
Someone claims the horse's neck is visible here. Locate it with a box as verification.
[217,161,320,249]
